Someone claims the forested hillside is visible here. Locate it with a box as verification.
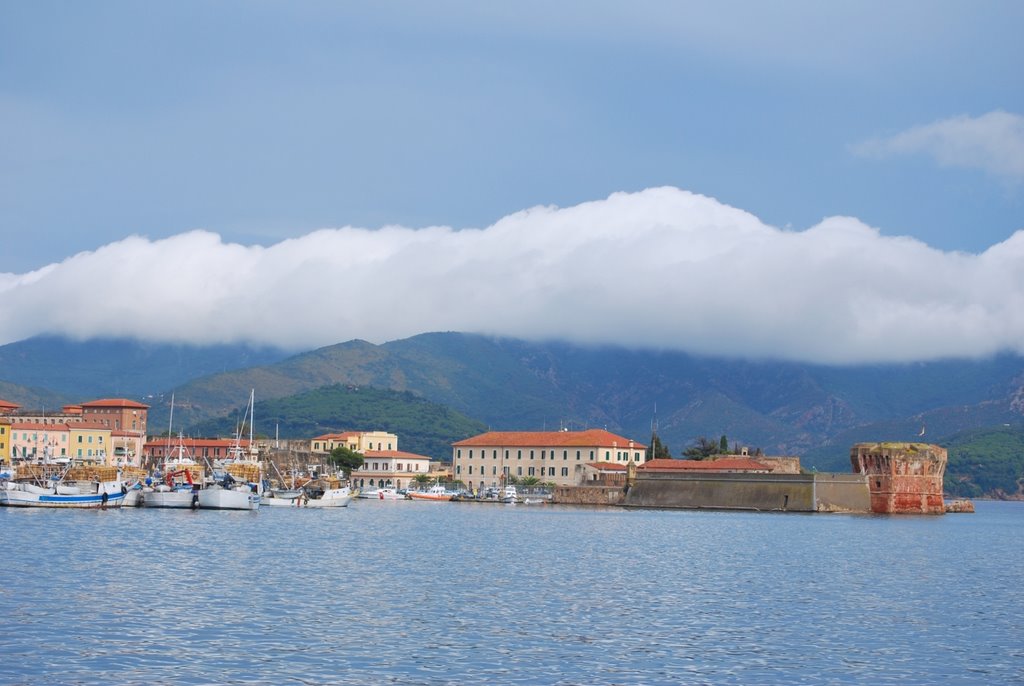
[188,384,487,460]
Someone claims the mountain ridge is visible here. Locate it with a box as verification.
[2,333,1023,480]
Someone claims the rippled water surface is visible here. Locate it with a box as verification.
[1,500,1022,685]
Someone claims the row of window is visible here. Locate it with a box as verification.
[15,433,103,443]
[357,462,421,472]
[12,447,104,457]
[458,465,568,477]
[457,448,641,461]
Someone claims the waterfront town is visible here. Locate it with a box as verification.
[0,396,965,514]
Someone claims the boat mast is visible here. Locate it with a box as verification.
[165,393,175,468]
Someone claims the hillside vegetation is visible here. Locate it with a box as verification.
[188,384,487,460]
[943,426,1024,498]
[3,332,1024,497]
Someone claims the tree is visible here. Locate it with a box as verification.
[719,435,729,453]
[412,473,432,485]
[328,446,364,478]
[683,436,719,460]
[649,434,671,460]
[519,476,542,486]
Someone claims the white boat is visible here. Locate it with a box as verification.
[122,482,144,507]
[144,399,205,509]
[1,477,127,509]
[375,487,403,500]
[143,464,203,509]
[300,485,352,508]
[408,483,455,502]
[502,485,519,504]
[197,481,260,510]
[195,390,262,511]
[261,492,303,507]
[357,488,380,499]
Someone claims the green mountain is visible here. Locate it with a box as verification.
[942,426,1024,499]
[188,384,486,460]
[4,332,1024,496]
[0,380,74,413]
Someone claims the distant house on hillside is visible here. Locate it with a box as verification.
[452,429,647,490]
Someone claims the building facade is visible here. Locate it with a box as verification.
[0,398,148,468]
[310,430,398,455]
[350,449,433,490]
[452,429,647,490]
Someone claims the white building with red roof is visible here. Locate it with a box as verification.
[350,449,433,490]
[452,428,647,489]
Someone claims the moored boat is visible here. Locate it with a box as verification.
[407,483,456,501]
[1,471,127,509]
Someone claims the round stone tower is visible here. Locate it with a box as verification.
[851,442,947,514]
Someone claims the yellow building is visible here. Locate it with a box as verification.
[68,425,113,463]
[311,430,398,455]
[452,429,647,490]
[0,417,11,465]
[0,399,18,466]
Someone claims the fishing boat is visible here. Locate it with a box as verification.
[407,483,455,502]
[196,389,262,511]
[1,466,127,509]
[299,484,352,508]
[142,469,201,509]
[502,485,519,504]
[143,396,205,509]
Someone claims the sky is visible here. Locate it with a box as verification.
[1,1,1022,364]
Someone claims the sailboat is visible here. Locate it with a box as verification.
[197,390,261,511]
[142,394,203,509]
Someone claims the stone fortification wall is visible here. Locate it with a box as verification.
[621,471,872,513]
[623,471,817,511]
[851,442,946,515]
[552,485,626,506]
[813,473,870,512]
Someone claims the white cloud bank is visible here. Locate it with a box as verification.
[853,110,1024,181]
[2,186,1023,365]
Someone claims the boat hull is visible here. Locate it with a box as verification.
[1,482,126,509]
[142,488,198,509]
[197,486,260,510]
[302,493,351,508]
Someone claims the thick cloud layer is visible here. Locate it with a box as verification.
[2,187,1022,364]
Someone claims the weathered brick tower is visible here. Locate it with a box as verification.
[851,442,947,514]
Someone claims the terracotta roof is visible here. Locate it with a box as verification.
[640,457,771,472]
[311,432,359,441]
[0,399,20,411]
[9,422,70,431]
[453,429,645,450]
[363,450,431,460]
[80,398,149,410]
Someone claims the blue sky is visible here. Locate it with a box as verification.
[2,1,1023,362]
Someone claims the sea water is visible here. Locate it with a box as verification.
[0,500,1021,685]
